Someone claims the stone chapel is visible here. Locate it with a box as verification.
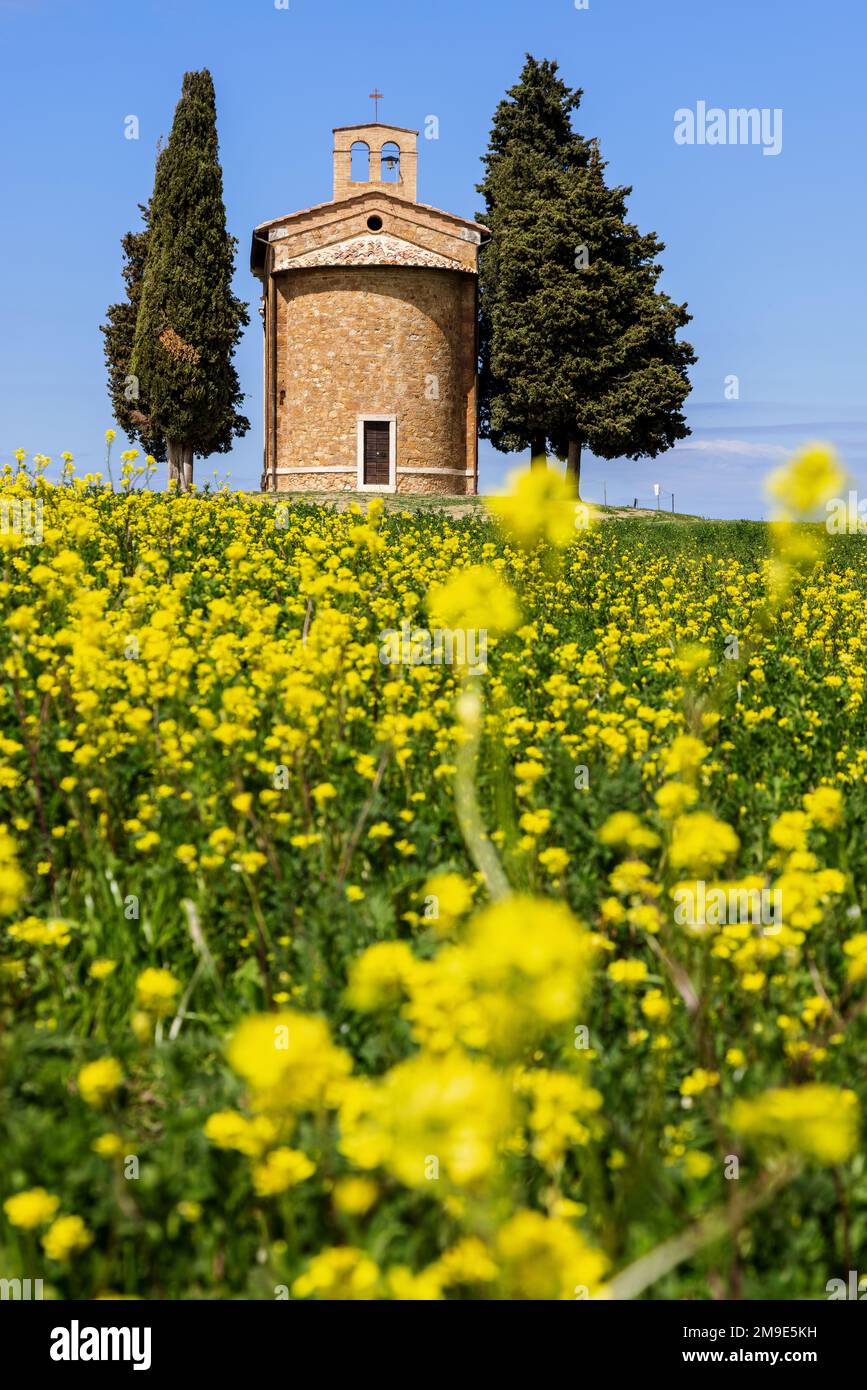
[250,121,490,494]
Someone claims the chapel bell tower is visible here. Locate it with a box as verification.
[332,123,419,203]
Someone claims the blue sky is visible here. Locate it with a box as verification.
[1,0,865,517]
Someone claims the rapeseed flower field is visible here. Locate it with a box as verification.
[1,443,865,1300]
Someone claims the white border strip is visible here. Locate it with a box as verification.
[274,466,475,478]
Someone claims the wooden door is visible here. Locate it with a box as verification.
[363,421,390,486]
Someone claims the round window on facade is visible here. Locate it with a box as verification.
[367,215,383,232]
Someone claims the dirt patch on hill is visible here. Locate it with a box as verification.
[255,494,694,522]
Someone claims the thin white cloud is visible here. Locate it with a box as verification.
[672,439,788,458]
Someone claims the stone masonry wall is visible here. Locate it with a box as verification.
[273,265,477,495]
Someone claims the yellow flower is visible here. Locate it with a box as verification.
[421,872,473,931]
[519,1070,602,1164]
[766,443,846,517]
[311,782,338,807]
[177,1201,203,1223]
[608,860,653,897]
[346,941,418,1011]
[333,1177,378,1216]
[728,1085,859,1164]
[135,967,181,1016]
[338,1051,513,1188]
[683,1151,714,1179]
[43,1214,93,1262]
[235,850,267,874]
[654,781,699,819]
[598,812,659,851]
[3,1187,60,1230]
[88,958,117,981]
[740,971,767,993]
[0,825,26,915]
[434,1236,498,1288]
[538,846,570,876]
[386,1264,445,1301]
[641,989,671,1022]
[453,895,592,1053]
[843,933,867,983]
[252,1147,315,1196]
[607,959,648,986]
[515,760,544,785]
[92,1133,124,1158]
[496,1210,607,1300]
[674,643,711,677]
[78,1057,124,1107]
[292,1247,380,1300]
[428,564,520,634]
[227,1010,351,1111]
[662,736,708,780]
[8,916,73,948]
[203,1110,279,1158]
[627,903,662,934]
[669,813,739,875]
[490,467,587,548]
[680,1068,719,1097]
[802,786,843,830]
[131,1011,152,1044]
[769,811,810,854]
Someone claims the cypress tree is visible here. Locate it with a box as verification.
[478,56,696,490]
[131,70,249,490]
[478,57,590,469]
[547,141,696,493]
[101,201,166,462]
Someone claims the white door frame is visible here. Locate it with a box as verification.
[357,415,397,493]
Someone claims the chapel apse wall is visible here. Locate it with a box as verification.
[272,264,478,495]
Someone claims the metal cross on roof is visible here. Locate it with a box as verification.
[369,89,383,121]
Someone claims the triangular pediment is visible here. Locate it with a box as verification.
[282,231,466,272]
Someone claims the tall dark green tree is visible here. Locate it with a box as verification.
[478,57,590,469]
[101,201,166,462]
[478,56,696,490]
[131,70,249,490]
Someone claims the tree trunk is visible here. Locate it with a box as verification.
[566,439,582,496]
[166,440,194,492]
[181,444,194,493]
[530,433,547,470]
[166,439,182,490]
